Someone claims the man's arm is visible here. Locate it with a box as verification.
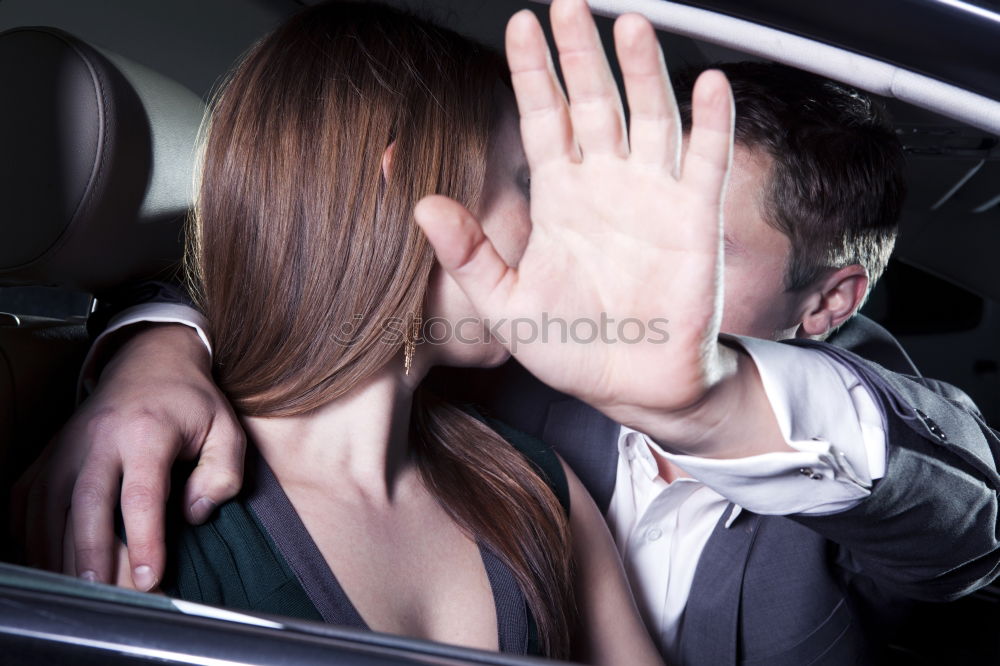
[784,341,1000,600]
[414,0,1000,604]
[79,280,210,394]
[13,305,245,590]
[654,337,1000,600]
[654,334,886,515]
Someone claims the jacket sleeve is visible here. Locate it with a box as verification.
[785,338,1000,602]
[88,279,194,339]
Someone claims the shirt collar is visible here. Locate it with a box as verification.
[618,424,660,481]
[617,425,745,528]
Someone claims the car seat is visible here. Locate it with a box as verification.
[0,26,204,558]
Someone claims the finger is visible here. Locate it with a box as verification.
[182,416,246,525]
[117,453,172,592]
[22,449,75,572]
[11,447,47,560]
[70,454,122,584]
[114,539,137,590]
[62,517,75,577]
[506,9,578,167]
[550,0,627,157]
[682,70,735,210]
[415,195,516,317]
[614,14,681,175]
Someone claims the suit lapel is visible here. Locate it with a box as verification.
[542,399,620,514]
[543,399,763,665]
[678,505,762,666]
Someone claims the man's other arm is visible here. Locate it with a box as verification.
[784,340,1000,601]
[13,283,244,589]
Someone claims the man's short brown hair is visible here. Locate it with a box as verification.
[676,62,906,293]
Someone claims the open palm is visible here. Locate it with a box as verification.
[415,0,735,423]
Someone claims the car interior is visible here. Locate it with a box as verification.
[0,0,998,663]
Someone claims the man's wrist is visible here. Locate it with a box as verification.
[79,303,211,399]
[100,323,211,384]
[623,340,792,458]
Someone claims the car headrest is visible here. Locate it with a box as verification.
[0,27,205,293]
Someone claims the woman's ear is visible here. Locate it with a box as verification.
[381,141,397,181]
[798,265,869,338]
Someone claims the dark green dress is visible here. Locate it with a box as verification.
[157,412,569,657]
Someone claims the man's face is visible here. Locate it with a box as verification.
[718,145,804,341]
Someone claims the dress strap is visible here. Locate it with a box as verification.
[246,451,368,629]
[480,544,530,654]
[247,446,537,655]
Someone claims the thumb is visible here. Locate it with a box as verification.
[182,416,247,525]
[414,195,515,313]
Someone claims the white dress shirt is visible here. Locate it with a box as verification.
[87,306,889,662]
[607,335,887,660]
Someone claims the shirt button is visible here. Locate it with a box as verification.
[798,467,823,480]
[647,528,663,541]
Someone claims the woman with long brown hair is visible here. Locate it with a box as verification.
[109,1,661,663]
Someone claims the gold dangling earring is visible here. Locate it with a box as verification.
[404,305,422,375]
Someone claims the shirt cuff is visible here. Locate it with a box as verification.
[78,303,211,399]
[662,335,888,516]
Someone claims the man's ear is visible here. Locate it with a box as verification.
[798,265,869,338]
[381,141,396,181]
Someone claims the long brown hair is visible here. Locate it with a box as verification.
[187,1,573,657]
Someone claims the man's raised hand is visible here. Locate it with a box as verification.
[415,0,737,440]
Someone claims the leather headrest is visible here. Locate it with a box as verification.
[0,27,205,292]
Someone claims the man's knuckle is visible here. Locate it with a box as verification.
[219,471,243,495]
[72,481,108,508]
[26,479,52,510]
[81,408,122,442]
[120,484,164,513]
[219,423,248,450]
[122,540,156,556]
[74,545,101,559]
[122,410,169,438]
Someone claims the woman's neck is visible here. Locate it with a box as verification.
[243,361,426,502]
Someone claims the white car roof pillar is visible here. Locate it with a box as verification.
[528,0,1000,134]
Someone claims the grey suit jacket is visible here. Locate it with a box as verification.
[430,316,1000,665]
